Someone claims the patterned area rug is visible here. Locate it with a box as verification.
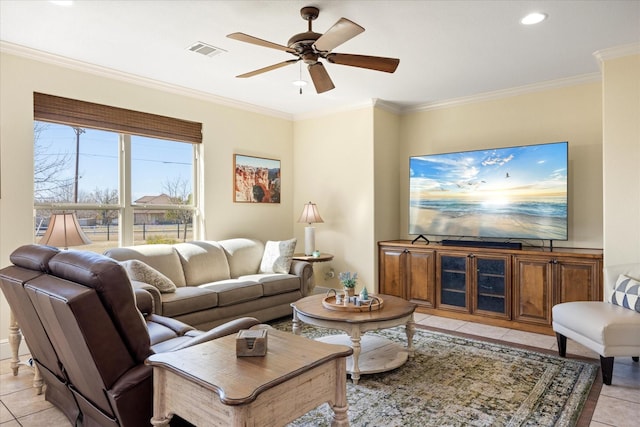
[270,320,598,427]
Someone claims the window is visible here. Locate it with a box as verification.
[33,93,202,252]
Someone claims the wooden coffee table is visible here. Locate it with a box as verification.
[146,328,353,427]
[291,293,416,384]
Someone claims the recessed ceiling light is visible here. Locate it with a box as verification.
[521,12,547,25]
[49,1,74,6]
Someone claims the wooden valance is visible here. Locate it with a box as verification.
[33,92,202,144]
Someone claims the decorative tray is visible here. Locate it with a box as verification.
[322,294,384,312]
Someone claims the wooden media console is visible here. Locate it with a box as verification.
[378,240,603,335]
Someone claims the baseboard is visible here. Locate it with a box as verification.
[441,240,523,250]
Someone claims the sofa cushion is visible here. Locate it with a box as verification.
[173,241,231,286]
[160,287,219,318]
[611,274,640,313]
[104,245,186,287]
[259,238,297,274]
[218,238,265,278]
[240,274,301,296]
[199,280,263,307]
[120,260,177,293]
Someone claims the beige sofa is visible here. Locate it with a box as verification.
[105,238,313,330]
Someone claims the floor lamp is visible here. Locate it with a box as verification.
[297,202,324,256]
[40,212,92,250]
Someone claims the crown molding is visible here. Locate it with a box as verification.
[593,43,640,73]
[593,42,640,63]
[372,99,403,114]
[401,73,602,114]
[0,41,294,121]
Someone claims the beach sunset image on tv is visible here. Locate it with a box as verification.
[409,141,568,240]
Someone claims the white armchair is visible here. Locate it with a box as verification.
[552,262,640,385]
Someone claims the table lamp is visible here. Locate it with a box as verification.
[39,212,92,250]
[297,202,324,256]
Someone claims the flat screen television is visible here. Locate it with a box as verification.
[409,141,568,242]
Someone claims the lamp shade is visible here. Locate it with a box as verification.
[40,213,92,249]
[297,202,324,225]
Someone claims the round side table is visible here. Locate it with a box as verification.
[292,253,334,263]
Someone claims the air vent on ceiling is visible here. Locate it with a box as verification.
[187,41,226,58]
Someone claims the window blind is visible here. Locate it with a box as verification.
[33,92,202,144]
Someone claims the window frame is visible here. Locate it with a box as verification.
[33,93,203,248]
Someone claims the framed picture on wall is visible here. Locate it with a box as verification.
[234,154,281,203]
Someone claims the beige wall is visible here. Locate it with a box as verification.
[602,53,640,265]
[293,107,376,292]
[0,52,294,356]
[398,82,604,249]
[373,106,401,287]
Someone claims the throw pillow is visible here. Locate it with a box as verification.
[120,259,177,293]
[611,274,640,313]
[259,238,297,274]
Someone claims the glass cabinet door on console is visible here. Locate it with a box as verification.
[436,251,510,318]
[473,255,510,319]
[437,253,469,312]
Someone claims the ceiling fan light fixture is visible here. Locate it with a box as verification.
[292,80,308,87]
[520,12,547,25]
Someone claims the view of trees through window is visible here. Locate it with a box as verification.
[34,121,196,252]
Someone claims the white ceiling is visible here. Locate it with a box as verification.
[1,1,639,118]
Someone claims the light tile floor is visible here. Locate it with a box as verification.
[1,314,638,426]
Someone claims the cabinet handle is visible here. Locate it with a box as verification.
[468,253,475,259]
[549,259,558,264]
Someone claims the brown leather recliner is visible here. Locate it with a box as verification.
[0,245,81,424]
[0,245,260,427]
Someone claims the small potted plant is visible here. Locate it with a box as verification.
[339,271,358,297]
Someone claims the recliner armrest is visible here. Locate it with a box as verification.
[146,314,195,336]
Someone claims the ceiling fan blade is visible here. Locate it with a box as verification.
[308,62,335,93]
[326,53,400,73]
[314,18,364,52]
[227,32,295,53]
[236,59,299,78]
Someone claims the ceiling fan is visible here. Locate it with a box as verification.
[227,6,400,93]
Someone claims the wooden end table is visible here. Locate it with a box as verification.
[292,253,334,263]
[146,328,352,427]
[291,293,416,385]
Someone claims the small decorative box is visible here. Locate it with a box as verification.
[236,329,268,357]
